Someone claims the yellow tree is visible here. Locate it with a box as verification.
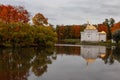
[32,13,48,26]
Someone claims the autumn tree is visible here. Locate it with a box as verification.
[0,4,29,23]
[32,13,48,26]
[56,25,65,39]
[111,22,120,32]
[73,25,80,38]
[103,18,115,40]
[56,25,81,40]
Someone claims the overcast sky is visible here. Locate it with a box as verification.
[1,0,120,25]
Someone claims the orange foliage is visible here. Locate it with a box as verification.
[57,25,81,39]
[72,25,80,38]
[0,4,29,23]
[111,22,120,33]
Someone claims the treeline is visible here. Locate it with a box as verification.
[56,25,85,40]
[56,24,106,40]
[0,4,57,47]
[56,19,120,42]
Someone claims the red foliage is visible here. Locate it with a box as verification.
[74,25,80,38]
[97,24,107,32]
[0,4,29,23]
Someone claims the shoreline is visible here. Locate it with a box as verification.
[57,39,118,46]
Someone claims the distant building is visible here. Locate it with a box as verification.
[81,24,106,42]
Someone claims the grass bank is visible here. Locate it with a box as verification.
[58,39,80,44]
[58,39,118,46]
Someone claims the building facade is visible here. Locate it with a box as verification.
[81,24,106,42]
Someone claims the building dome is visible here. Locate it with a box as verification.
[99,31,106,34]
[99,53,106,58]
[85,58,96,63]
[81,51,98,64]
[85,24,96,30]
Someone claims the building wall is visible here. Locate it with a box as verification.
[81,29,106,42]
[99,34,106,41]
[81,29,99,42]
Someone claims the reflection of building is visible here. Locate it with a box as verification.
[81,45,106,64]
[81,24,106,42]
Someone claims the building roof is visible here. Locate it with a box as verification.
[99,53,106,58]
[85,24,96,30]
[99,31,106,34]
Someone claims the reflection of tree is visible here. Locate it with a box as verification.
[55,46,80,55]
[112,46,120,62]
[101,46,114,65]
[0,48,35,80]
[0,47,56,80]
[31,47,56,77]
[101,46,120,65]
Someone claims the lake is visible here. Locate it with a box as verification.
[0,44,120,80]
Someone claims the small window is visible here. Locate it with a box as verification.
[101,40,103,42]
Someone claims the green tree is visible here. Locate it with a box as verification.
[32,13,48,26]
[33,26,57,47]
[112,29,120,44]
[103,18,115,40]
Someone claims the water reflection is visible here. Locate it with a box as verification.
[81,45,106,64]
[0,47,56,80]
[55,45,120,65]
[31,47,56,76]
[56,46,80,56]
[0,48,33,80]
[53,45,120,80]
[0,45,120,80]
[112,46,120,62]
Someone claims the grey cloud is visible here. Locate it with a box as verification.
[1,0,120,25]
[100,2,120,16]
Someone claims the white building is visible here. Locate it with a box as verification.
[81,24,106,42]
